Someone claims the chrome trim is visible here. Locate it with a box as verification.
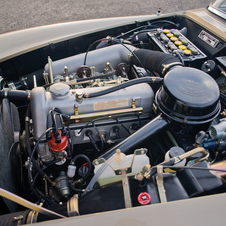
[208,5,226,20]
[0,188,66,218]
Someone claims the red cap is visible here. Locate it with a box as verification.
[47,130,68,152]
[138,192,151,205]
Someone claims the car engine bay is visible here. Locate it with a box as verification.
[0,14,226,224]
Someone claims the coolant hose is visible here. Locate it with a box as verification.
[83,77,162,98]
[0,89,29,101]
[98,114,171,160]
[0,210,31,225]
[130,48,183,76]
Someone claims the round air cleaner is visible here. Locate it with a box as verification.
[156,67,220,132]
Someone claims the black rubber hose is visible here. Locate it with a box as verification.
[98,114,171,160]
[83,77,162,98]
[86,130,101,152]
[0,90,29,101]
[0,210,31,226]
[69,154,92,193]
[131,32,149,44]
[130,49,183,77]
[72,154,92,181]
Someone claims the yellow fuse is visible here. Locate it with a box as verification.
[163,29,170,34]
[175,41,182,46]
[167,33,173,38]
[170,37,177,42]
[179,45,186,50]
[184,49,192,55]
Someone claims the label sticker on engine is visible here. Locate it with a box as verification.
[198,30,219,48]
[94,99,129,111]
[138,192,151,205]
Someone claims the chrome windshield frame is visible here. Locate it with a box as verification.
[208,0,226,20]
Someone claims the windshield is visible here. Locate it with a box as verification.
[208,0,226,19]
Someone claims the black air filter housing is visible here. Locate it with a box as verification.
[156,67,220,133]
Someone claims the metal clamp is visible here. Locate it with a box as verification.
[67,194,79,217]
[26,210,39,224]
[135,163,151,181]
[162,62,183,75]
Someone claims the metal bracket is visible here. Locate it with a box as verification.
[74,105,78,116]
[49,42,55,51]
[131,97,141,109]
[70,107,143,120]
[134,148,147,155]
[115,167,132,175]
[92,158,106,166]
[132,98,136,108]
[121,170,132,208]
[114,148,147,175]
[156,165,167,203]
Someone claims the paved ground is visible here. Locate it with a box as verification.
[0,0,211,34]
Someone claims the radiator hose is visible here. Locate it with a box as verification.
[0,89,29,101]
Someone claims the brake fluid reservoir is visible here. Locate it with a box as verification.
[164,146,186,173]
[94,149,150,186]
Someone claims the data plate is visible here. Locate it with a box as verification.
[198,30,219,48]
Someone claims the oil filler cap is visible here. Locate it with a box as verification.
[49,83,70,98]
